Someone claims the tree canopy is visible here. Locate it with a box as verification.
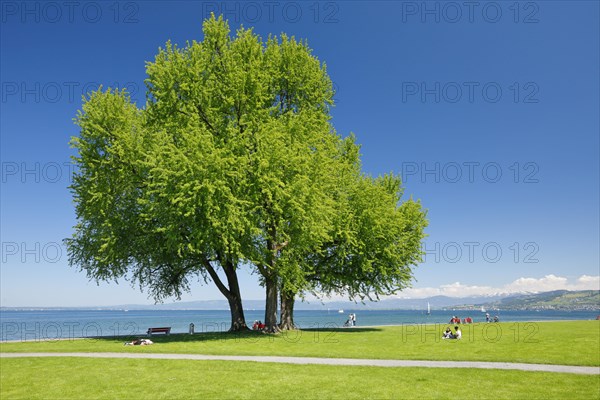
[67,14,428,333]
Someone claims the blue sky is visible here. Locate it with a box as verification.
[1,1,598,307]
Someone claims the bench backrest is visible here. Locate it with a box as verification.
[148,327,171,333]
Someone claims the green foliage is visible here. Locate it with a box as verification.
[294,136,428,301]
[67,87,209,300]
[67,14,427,316]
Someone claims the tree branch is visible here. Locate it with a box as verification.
[201,258,231,299]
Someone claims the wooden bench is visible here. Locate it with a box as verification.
[147,327,171,336]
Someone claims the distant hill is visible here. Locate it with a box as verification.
[450,290,600,311]
[489,290,599,311]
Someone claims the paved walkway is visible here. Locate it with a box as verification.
[2,353,598,375]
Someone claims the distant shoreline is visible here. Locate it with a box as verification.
[3,289,598,312]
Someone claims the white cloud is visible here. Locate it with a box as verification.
[393,274,600,299]
[577,275,600,285]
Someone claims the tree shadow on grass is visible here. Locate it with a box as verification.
[92,330,261,344]
[91,326,382,345]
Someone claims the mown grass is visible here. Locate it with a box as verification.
[1,357,598,400]
[1,321,598,366]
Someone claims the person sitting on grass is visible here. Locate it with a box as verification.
[124,338,154,346]
[442,327,453,339]
[454,326,462,340]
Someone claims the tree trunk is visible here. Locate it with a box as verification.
[203,258,249,332]
[223,263,248,332]
[279,290,296,330]
[226,293,247,332]
[264,275,280,333]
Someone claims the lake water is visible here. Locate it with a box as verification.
[1,309,597,342]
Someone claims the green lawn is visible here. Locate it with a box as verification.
[1,321,598,366]
[1,357,598,400]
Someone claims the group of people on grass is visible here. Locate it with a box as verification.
[485,313,499,323]
[252,320,266,330]
[449,316,473,324]
[442,326,462,340]
[450,314,500,324]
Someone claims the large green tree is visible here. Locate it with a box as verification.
[67,15,427,334]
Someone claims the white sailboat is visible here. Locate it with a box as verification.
[480,306,486,313]
[426,302,431,315]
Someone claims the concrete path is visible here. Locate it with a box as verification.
[1,353,598,375]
